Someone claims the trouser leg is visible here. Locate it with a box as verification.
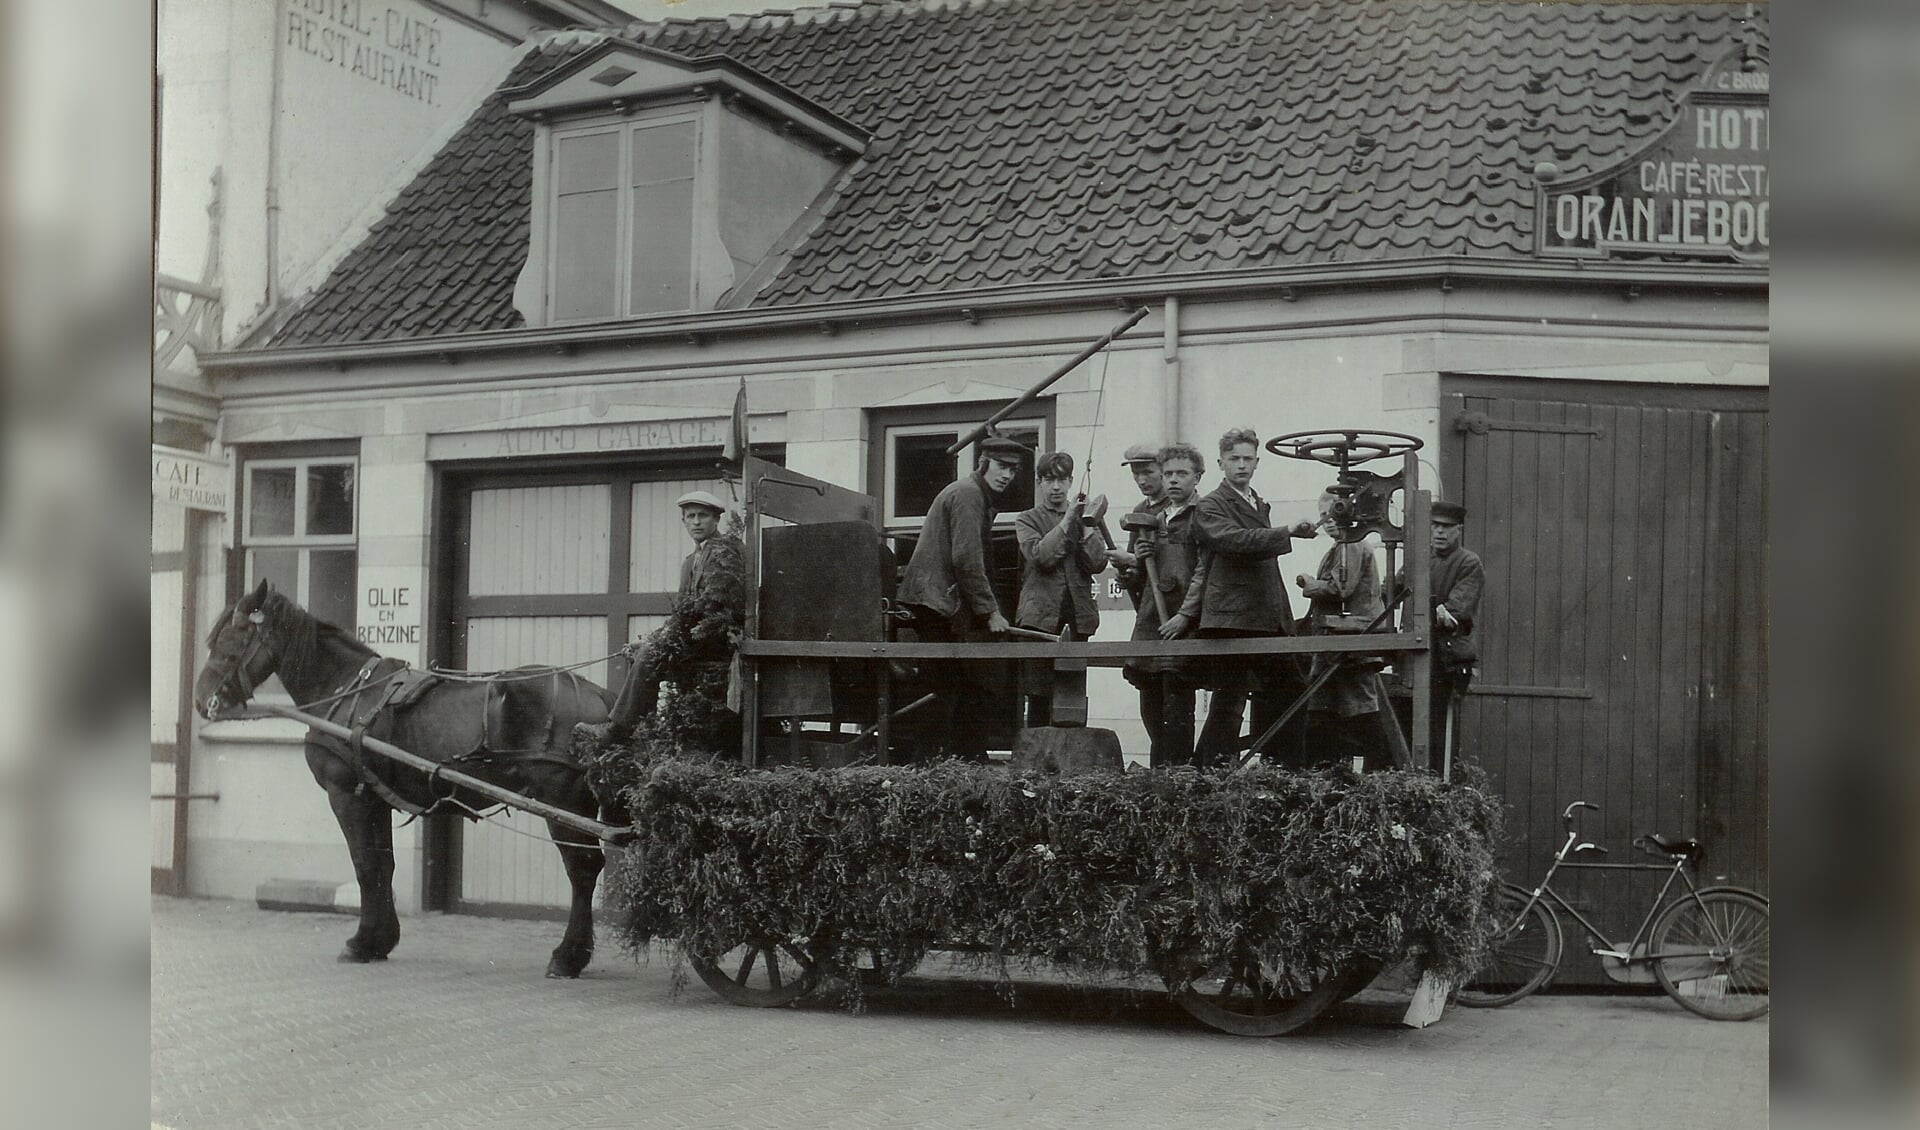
[1136,673,1166,763]
[1250,654,1311,770]
[1161,677,1196,768]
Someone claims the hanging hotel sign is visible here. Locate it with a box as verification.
[1537,49,1769,263]
[152,445,232,513]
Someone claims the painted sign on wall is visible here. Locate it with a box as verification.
[152,446,231,513]
[1537,49,1769,263]
[284,0,444,104]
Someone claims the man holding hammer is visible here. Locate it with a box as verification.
[1112,442,1211,767]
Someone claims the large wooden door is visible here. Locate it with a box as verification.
[1443,378,1766,984]
[435,462,729,915]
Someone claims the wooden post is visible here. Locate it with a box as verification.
[1406,453,1433,775]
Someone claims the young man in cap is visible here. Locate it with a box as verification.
[1190,428,1319,768]
[1106,442,1184,761]
[1425,500,1483,771]
[896,434,1028,762]
[601,490,745,740]
[1012,451,1109,726]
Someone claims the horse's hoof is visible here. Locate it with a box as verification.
[338,949,388,964]
[546,958,586,979]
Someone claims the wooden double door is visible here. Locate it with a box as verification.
[429,460,731,915]
[1443,377,1767,984]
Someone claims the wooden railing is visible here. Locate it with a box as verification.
[155,272,222,375]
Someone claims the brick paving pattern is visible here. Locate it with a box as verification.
[153,896,1765,1129]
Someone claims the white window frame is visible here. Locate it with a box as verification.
[879,416,1047,531]
[241,454,359,623]
[544,108,706,323]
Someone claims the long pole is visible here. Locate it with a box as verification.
[243,702,638,845]
[945,306,1151,456]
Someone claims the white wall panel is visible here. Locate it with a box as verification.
[468,484,610,596]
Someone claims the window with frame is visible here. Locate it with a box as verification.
[241,454,359,637]
[873,411,1049,531]
[549,114,700,321]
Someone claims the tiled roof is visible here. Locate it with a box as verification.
[270,0,1767,348]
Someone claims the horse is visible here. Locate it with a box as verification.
[193,578,621,978]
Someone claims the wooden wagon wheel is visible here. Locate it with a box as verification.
[1170,952,1349,1037]
[689,938,821,1008]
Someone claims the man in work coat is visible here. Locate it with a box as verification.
[600,490,745,741]
[1119,442,1212,767]
[1426,500,1484,771]
[1190,428,1318,768]
[1012,450,1109,726]
[897,434,1028,762]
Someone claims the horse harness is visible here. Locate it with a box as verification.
[310,658,585,818]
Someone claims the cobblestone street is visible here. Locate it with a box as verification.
[152,897,1766,1128]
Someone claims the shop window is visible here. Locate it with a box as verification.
[241,454,359,636]
[873,410,1049,531]
[549,114,702,321]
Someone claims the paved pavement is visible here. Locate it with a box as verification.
[152,896,1766,1129]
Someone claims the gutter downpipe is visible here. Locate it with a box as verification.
[264,0,286,312]
[1162,296,1181,445]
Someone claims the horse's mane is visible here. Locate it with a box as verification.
[265,591,376,678]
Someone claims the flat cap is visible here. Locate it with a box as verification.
[978,434,1033,462]
[1431,500,1468,524]
[676,489,732,514]
[1120,443,1161,466]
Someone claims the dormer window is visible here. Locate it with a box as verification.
[510,42,869,326]
[550,114,700,319]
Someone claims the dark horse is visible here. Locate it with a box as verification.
[193,579,619,977]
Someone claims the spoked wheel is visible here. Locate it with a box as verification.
[1457,883,1563,1008]
[689,938,821,1008]
[1650,890,1770,1021]
[1171,954,1349,1037]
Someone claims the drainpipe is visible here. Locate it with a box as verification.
[264,0,286,311]
[1161,296,1181,443]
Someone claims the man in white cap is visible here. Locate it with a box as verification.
[600,489,744,741]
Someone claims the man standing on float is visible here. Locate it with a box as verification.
[897,434,1030,763]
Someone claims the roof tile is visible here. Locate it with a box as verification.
[271,0,1764,347]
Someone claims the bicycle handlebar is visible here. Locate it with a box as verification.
[1562,800,1598,826]
[1573,842,1608,855]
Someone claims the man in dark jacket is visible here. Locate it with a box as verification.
[897,434,1028,761]
[1190,428,1318,768]
[1013,451,1108,726]
[1427,501,1484,772]
[1118,442,1212,767]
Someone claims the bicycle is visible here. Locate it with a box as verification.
[1457,800,1769,1021]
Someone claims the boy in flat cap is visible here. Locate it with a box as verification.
[1425,500,1483,771]
[897,433,1029,762]
[600,490,745,740]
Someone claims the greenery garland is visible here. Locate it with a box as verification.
[597,756,1502,1006]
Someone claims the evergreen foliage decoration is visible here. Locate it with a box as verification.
[597,757,1503,1006]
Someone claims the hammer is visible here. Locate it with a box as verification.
[1117,511,1170,623]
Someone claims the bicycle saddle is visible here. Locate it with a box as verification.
[1639,833,1700,858]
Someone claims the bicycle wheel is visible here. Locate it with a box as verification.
[1456,883,1562,1008]
[1650,889,1769,1021]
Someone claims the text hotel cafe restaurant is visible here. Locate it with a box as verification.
[163,1,1767,982]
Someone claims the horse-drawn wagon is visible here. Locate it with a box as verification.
[194,313,1500,1038]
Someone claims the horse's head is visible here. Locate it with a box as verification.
[194,578,284,719]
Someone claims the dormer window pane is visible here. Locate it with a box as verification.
[553,130,619,321]
[628,121,696,316]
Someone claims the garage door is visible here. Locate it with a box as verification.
[441,464,730,915]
